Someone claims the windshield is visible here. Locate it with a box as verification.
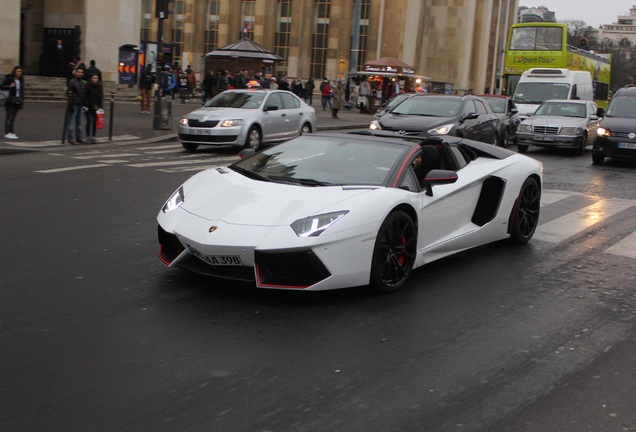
[391,97,462,117]
[204,91,265,109]
[534,102,586,117]
[482,97,506,113]
[513,82,570,104]
[230,136,408,186]
[509,26,563,51]
[606,95,636,118]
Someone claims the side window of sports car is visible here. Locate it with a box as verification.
[400,165,420,192]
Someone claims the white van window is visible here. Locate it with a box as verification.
[514,82,570,104]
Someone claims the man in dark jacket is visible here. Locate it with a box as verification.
[138,64,155,113]
[66,66,86,144]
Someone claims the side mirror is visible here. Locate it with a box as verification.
[422,169,459,196]
[510,108,518,115]
[596,107,605,117]
[238,148,256,159]
[461,112,479,122]
[264,104,279,111]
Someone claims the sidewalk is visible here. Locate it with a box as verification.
[0,96,374,154]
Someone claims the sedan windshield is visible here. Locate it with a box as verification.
[535,102,585,117]
[606,96,636,118]
[482,97,506,113]
[391,97,462,117]
[230,136,408,186]
[204,92,265,109]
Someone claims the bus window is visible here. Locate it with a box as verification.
[509,26,563,51]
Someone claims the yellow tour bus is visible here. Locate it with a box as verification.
[504,22,611,107]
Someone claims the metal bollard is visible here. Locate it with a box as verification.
[108,91,114,141]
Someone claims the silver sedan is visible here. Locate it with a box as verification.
[516,99,604,155]
[178,89,317,152]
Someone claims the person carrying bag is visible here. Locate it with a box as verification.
[1,65,24,140]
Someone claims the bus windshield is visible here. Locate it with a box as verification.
[509,26,563,51]
[513,83,570,104]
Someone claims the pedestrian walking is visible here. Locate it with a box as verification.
[201,70,215,103]
[304,77,315,105]
[320,78,333,111]
[138,64,155,114]
[1,65,25,140]
[332,80,344,119]
[66,66,86,144]
[86,59,102,82]
[84,73,103,144]
[161,64,176,98]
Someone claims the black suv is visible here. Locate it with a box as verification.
[369,94,500,146]
[593,85,636,165]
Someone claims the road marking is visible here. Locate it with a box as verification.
[35,164,111,173]
[157,164,227,173]
[127,158,220,168]
[540,190,580,206]
[535,198,635,243]
[72,153,141,159]
[605,231,636,259]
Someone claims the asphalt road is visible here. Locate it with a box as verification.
[1,141,635,432]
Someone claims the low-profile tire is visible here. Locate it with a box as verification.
[182,143,199,151]
[517,144,529,154]
[369,210,417,293]
[245,126,262,151]
[301,122,312,135]
[592,151,605,165]
[509,176,541,244]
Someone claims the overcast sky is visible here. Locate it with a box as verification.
[520,1,633,28]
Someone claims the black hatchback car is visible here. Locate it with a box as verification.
[369,94,500,146]
[593,85,636,165]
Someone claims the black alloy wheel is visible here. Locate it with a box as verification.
[517,144,529,154]
[592,151,605,165]
[369,210,417,293]
[509,176,541,244]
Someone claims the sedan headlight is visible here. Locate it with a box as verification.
[291,211,349,237]
[560,127,581,135]
[370,120,381,130]
[180,118,189,126]
[220,119,243,127]
[517,123,532,133]
[162,186,185,213]
[597,127,611,137]
[427,123,455,136]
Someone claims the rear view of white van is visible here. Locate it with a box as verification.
[512,68,593,119]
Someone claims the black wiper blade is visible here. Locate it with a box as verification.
[230,165,271,182]
[268,175,334,186]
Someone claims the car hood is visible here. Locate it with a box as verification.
[185,107,257,120]
[181,168,374,226]
[600,116,636,133]
[379,114,456,131]
[526,116,587,127]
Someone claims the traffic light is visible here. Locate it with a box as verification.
[155,0,174,19]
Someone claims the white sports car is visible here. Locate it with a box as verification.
[157,131,543,292]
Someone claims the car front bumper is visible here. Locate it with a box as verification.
[593,136,636,160]
[516,132,584,148]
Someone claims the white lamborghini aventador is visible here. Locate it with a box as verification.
[157,131,543,293]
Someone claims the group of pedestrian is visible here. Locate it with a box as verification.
[65,60,104,144]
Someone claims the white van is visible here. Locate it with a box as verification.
[512,68,593,119]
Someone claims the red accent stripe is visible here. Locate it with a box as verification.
[254,264,311,289]
[392,147,420,187]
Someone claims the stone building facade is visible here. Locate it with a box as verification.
[3,0,518,94]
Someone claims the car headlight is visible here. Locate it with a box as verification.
[162,186,185,213]
[291,211,349,237]
[597,127,610,137]
[370,120,381,130]
[517,123,531,133]
[180,118,189,126]
[560,127,581,135]
[427,123,455,135]
[220,119,243,127]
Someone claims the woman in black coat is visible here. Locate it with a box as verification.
[84,73,104,144]
[1,65,24,140]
